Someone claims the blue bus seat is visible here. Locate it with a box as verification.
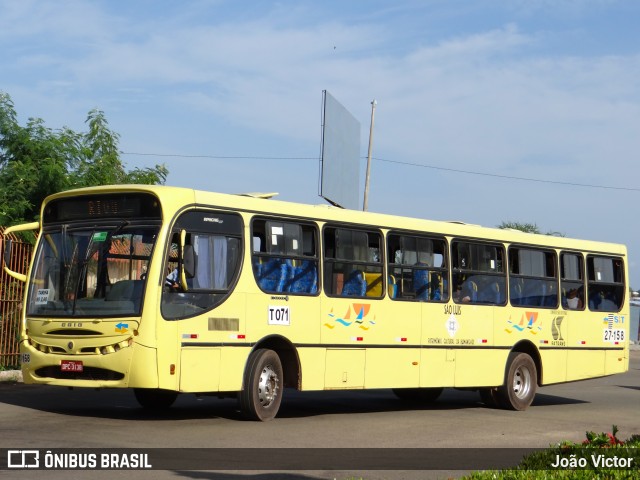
[256,257,288,292]
[341,270,366,297]
[413,269,429,301]
[285,260,318,294]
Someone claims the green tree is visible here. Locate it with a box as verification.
[497,221,565,237]
[0,92,168,227]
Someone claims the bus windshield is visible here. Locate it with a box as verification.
[26,225,159,317]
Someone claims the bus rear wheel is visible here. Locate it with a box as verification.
[134,388,178,410]
[239,349,283,421]
[393,387,443,403]
[496,352,537,411]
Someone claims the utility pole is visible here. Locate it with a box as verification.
[363,99,377,211]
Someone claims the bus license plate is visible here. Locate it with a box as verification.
[61,360,83,372]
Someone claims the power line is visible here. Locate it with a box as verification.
[373,157,640,192]
[120,151,639,193]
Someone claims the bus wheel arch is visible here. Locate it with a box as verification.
[249,334,301,390]
[496,342,540,411]
[511,340,542,386]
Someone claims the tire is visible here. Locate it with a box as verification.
[496,352,537,411]
[239,349,283,421]
[134,388,178,410]
[479,387,501,408]
[393,387,443,403]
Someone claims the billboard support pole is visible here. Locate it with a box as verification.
[363,99,377,211]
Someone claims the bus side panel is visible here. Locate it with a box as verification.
[567,350,605,380]
[539,349,567,385]
[452,304,500,387]
[364,300,420,389]
[420,349,455,387]
[364,348,419,389]
[298,348,326,390]
[219,347,250,391]
[602,307,630,375]
[420,302,456,387]
[176,292,247,392]
[245,293,320,345]
[179,348,220,392]
[325,349,365,389]
[156,316,179,391]
[605,349,628,375]
[455,349,507,387]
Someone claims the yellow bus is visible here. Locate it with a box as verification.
[3,185,630,420]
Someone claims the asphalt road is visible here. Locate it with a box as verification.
[1,349,639,480]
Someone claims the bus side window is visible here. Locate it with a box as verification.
[560,252,584,310]
[453,241,505,305]
[324,227,382,298]
[387,233,448,302]
[509,247,557,308]
[251,219,319,295]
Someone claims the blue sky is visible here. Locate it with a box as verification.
[2,0,640,287]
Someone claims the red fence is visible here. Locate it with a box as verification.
[0,227,33,368]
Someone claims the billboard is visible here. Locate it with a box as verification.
[319,91,361,210]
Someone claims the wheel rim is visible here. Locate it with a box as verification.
[512,364,532,399]
[257,364,279,407]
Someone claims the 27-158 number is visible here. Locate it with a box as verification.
[603,329,625,342]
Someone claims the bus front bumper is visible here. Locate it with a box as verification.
[20,340,159,389]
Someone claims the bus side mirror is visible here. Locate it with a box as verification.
[2,221,38,282]
[3,238,12,270]
[183,244,195,278]
[179,229,195,291]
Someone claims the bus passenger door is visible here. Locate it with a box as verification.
[420,301,456,387]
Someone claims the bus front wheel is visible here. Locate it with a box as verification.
[496,352,537,411]
[239,349,283,421]
[134,388,178,410]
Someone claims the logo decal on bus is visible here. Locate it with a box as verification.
[115,322,129,334]
[446,314,459,338]
[505,312,542,335]
[325,304,376,330]
[602,314,625,328]
[551,316,564,341]
[602,314,625,344]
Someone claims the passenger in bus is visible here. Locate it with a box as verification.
[165,267,179,289]
[566,288,583,309]
[454,277,476,303]
[599,291,619,311]
[460,278,477,303]
[453,283,463,302]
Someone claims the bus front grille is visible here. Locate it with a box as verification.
[34,366,125,381]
